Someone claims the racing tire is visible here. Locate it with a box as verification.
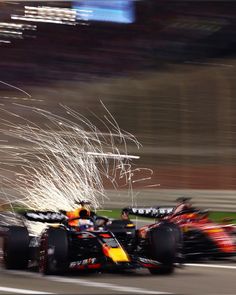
[3,226,29,269]
[40,227,68,275]
[147,223,180,275]
[160,221,184,264]
[161,222,183,246]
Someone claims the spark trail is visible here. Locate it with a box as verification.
[0,103,153,213]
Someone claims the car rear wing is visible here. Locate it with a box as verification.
[122,206,174,218]
[23,211,67,223]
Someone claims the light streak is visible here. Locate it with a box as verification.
[0,29,22,35]
[0,21,36,42]
[0,40,11,44]
[0,22,36,30]
[0,80,31,99]
[87,152,140,159]
[11,6,77,26]
[11,15,76,26]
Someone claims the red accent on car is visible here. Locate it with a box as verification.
[88,263,101,269]
[140,263,159,268]
[99,233,111,238]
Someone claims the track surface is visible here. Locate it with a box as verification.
[0,255,236,294]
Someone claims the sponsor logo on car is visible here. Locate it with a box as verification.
[69,258,97,268]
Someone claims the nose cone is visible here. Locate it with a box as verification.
[103,245,130,262]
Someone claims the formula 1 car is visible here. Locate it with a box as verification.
[1,210,183,275]
[122,202,236,260]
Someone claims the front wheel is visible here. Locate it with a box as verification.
[39,227,68,275]
[3,226,29,269]
[147,223,181,275]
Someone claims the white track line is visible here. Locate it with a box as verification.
[186,263,236,270]
[0,269,171,294]
[0,286,54,294]
[47,276,171,294]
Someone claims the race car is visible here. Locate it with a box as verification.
[122,199,236,260]
[1,208,183,275]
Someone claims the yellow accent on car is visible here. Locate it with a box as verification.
[106,247,130,262]
[50,224,60,228]
[206,228,223,233]
[126,223,135,227]
[182,226,189,232]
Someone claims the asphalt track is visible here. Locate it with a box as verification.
[0,261,236,295]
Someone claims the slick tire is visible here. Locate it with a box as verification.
[3,226,29,269]
[148,224,178,275]
[160,221,183,246]
[160,221,184,262]
[40,227,68,275]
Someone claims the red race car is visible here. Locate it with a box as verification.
[122,198,236,260]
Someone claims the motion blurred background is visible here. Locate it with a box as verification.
[1,0,236,210]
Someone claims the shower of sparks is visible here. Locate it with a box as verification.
[0,102,154,216]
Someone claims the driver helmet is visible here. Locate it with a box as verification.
[79,209,90,218]
[76,209,94,231]
[67,206,91,227]
[173,197,192,215]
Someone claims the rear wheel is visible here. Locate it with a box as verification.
[40,227,68,275]
[3,226,29,269]
[148,223,181,275]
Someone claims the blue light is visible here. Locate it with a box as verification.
[73,0,135,24]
